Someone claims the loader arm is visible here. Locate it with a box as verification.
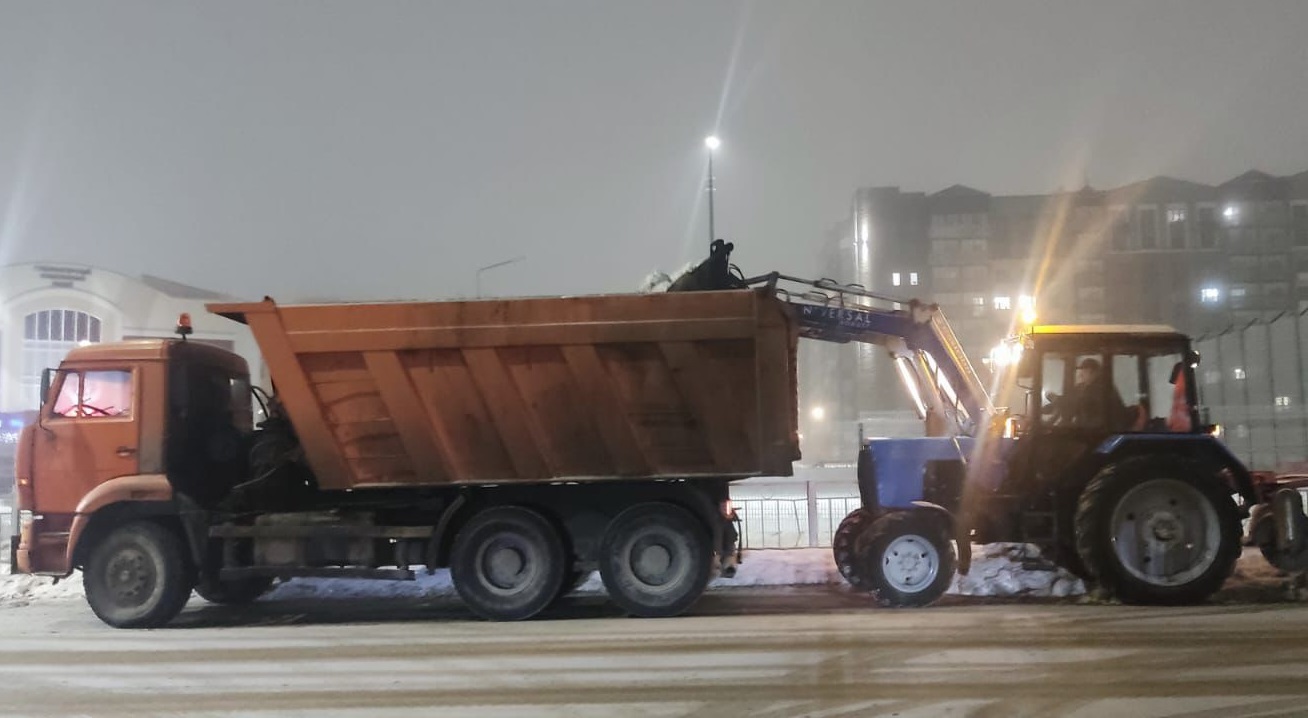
[744,272,994,437]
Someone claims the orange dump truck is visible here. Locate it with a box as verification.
[11,287,799,627]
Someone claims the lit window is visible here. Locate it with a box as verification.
[1231,287,1248,298]
[1168,208,1186,223]
[972,296,985,306]
[892,272,902,287]
[1200,287,1220,303]
[1223,205,1241,223]
[909,272,919,286]
[1234,367,1246,380]
[1276,396,1292,408]
[993,296,1012,310]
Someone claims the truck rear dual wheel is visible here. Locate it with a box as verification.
[451,507,566,621]
[599,502,713,618]
[83,521,194,629]
[1074,457,1241,605]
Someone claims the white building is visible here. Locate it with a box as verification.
[0,262,263,414]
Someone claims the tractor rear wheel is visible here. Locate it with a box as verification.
[1075,457,1240,605]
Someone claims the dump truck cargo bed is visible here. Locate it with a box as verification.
[209,289,799,491]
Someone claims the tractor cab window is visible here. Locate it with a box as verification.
[1040,355,1067,412]
[50,370,133,419]
[1148,353,1191,431]
[1042,353,1131,430]
[1110,352,1192,432]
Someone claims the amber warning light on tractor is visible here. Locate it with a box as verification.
[175,313,193,339]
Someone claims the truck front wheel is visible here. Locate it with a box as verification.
[599,502,713,618]
[83,521,193,628]
[450,506,566,621]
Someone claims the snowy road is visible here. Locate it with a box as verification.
[3,584,1308,718]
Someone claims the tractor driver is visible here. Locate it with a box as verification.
[1052,357,1128,429]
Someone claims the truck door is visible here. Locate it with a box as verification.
[31,369,141,529]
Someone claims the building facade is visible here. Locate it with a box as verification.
[801,169,1308,461]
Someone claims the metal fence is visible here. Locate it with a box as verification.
[734,495,861,549]
[1195,311,1308,472]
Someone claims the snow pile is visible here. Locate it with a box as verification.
[0,572,83,607]
[639,261,696,293]
[712,549,844,588]
[950,543,1086,598]
[266,570,458,601]
[707,544,1085,598]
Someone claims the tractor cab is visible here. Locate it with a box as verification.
[1002,324,1205,441]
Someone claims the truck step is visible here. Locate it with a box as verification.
[220,567,415,581]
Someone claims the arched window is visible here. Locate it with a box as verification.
[21,309,102,407]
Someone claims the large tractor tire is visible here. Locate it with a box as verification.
[1074,456,1241,605]
[83,521,194,629]
[450,506,567,621]
[599,502,713,618]
[859,511,956,607]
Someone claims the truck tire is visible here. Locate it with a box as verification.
[861,511,956,607]
[195,577,275,605]
[832,508,876,590]
[599,502,713,618]
[1074,457,1241,605]
[83,521,193,629]
[450,506,566,621]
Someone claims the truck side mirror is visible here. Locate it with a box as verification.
[1186,349,1201,368]
[40,368,54,406]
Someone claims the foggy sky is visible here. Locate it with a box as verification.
[2,1,1307,303]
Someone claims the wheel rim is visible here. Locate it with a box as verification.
[881,534,940,593]
[621,527,691,595]
[475,532,539,595]
[106,547,156,607]
[1109,478,1222,586]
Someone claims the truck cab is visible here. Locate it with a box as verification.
[12,336,252,581]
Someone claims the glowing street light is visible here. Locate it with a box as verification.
[704,135,720,248]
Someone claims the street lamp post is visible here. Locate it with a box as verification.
[704,135,720,249]
[475,256,525,298]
